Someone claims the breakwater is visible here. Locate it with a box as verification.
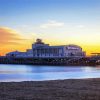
[0,56,99,66]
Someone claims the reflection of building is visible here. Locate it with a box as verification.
[6,39,86,58]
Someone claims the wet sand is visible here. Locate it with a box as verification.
[0,78,100,100]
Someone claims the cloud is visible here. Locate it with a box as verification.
[76,25,85,28]
[0,27,25,45]
[40,20,64,29]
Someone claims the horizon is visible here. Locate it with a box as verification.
[0,0,100,56]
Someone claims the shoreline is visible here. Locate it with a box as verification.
[1,78,100,100]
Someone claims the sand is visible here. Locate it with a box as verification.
[0,78,100,100]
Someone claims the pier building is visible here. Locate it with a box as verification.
[6,39,86,58]
[6,49,33,58]
[32,39,85,58]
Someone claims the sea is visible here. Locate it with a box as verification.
[0,64,100,82]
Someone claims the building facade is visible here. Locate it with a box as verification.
[6,39,86,58]
[32,39,85,58]
[6,49,33,58]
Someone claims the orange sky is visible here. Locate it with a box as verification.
[0,27,31,55]
[0,0,100,56]
[0,27,100,56]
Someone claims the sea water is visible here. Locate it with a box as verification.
[0,64,100,82]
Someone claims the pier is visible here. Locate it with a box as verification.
[0,39,100,66]
[0,56,99,66]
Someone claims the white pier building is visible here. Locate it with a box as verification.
[6,39,86,58]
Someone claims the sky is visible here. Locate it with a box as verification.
[0,0,100,55]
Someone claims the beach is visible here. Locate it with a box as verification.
[0,78,100,100]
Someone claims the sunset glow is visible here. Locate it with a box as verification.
[0,0,100,56]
